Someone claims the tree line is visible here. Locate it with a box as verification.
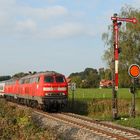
[69,68,112,88]
[0,72,36,82]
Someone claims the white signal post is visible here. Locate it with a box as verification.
[111,14,137,119]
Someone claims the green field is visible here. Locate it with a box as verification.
[66,88,140,129]
[68,88,140,99]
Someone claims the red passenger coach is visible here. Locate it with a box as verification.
[3,71,68,111]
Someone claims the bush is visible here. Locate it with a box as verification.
[0,99,57,140]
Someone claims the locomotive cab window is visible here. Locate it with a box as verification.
[44,76,54,83]
[55,76,65,83]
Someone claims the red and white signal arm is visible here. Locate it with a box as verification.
[128,64,140,78]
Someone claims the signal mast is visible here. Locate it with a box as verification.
[111,13,137,119]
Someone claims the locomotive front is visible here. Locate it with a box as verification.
[42,73,68,110]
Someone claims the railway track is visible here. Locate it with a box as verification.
[60,113,140,140]
[34,111,140,140]
[6,101,140,140]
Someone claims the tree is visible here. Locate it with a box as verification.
[69,68,100,88]
[102,6,140,87]
[0,76,11,81]
[99,68,105,80]
[104,69,112,80]
[12,72,29,78]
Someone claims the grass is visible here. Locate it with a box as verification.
[115,117,140,130]
[68,88,140,99]
[67,88,140,130]
[0,99,57,140]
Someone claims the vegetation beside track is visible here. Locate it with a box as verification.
[0,99,57,140]
[66,88,140,130]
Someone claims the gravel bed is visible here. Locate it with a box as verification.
[32,112,110,140]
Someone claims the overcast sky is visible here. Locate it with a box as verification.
[0,0,140,76]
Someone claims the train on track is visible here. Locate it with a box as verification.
[0,71,68,111]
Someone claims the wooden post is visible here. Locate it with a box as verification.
[130,78,136,118]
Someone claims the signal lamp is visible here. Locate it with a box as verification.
[114,13,118,17]
[117,22,122,28]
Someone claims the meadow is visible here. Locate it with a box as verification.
[68,88,140,99]
[66,88,140,129]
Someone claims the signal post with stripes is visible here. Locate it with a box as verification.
[111,14,137,119]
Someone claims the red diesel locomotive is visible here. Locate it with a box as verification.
[0,71,68,111]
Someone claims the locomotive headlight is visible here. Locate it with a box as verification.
[58,87,67,91]
[43,87,53,91]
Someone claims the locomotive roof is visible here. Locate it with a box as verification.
[20,71,64,79]
[0,71,65,83]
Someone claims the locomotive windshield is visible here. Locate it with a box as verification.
[55,76,65,83]
[44,76,54,83]
[44,75,65,83]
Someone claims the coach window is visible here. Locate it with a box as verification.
[26,78,30,83]
[28,78,30,83]
[34,77,37,83]
[20,79,24,84]
[0,86,3,90]
[28,78,31,83]
[36,77,40,83]
[29,78,33,83]
[33,77,36,83]
[24,79,27,84]
[6,82,8,85]
[44,76,54,83]
[21,79,23,84]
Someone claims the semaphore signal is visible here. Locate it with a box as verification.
[111,13,137,119]
[111,17,137,24]
[111,14,137,90]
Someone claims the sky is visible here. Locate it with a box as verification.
[0,0,140,77]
